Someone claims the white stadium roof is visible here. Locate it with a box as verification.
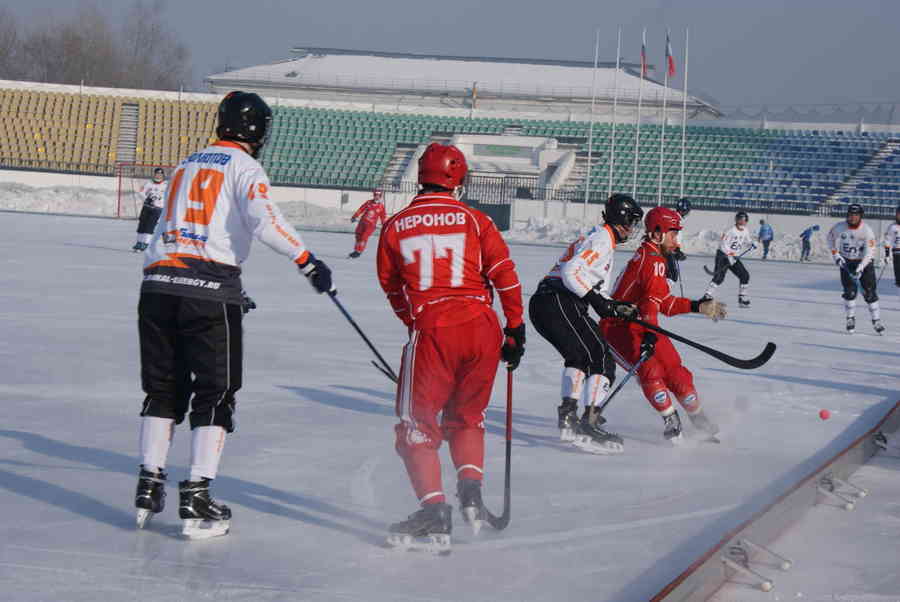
[206,47,715,113]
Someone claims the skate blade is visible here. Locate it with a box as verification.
[461,507,484,536]
[181,518,230,540]
[559,427,577,442]
[385,533,451,555]
[136,508,154,529]
[571,435,624,455]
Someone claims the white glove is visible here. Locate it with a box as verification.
[834,255,846,269]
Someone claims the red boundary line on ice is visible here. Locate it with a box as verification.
[650,399,900,601]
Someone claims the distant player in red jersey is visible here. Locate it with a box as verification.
[602,207,727,443]
[348,190,387,258]
[376,143,525,552]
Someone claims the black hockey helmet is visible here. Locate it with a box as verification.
[675,197,691,217]
[735,211,749,222]
[604,193,644,227]
[847,203,864,217]
[216,91,272,151]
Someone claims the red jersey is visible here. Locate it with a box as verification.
[352,199,387,228]
[377,192,523,330]
[611,239,692,327]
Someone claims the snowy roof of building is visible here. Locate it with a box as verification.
[206,46,698,106]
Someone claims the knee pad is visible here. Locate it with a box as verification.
[862,289,879,304]
[394,420,441,455]
[842,289,858,301]
[640,379,672,413]
[676,391,700,414]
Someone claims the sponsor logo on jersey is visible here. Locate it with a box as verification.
[143,274,221,290]
[395,212,467,232]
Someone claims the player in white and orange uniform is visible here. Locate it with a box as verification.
[528,194,644,455]
[377,143,524,550]
[132,168,167,252]
[603,207,727,442]
[827,203,884,334]
[348,190,387,258]
[135,92,335,539]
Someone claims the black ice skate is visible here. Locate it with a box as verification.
[348,251,361,258]
[846,316,856,334]
[457,479,488,535]
[687,409,720,442]
[132,242,147,252]
[135,466,166,528]
[572,406,624,455]
[178,478,231,539]
[663,410,683,443]
[738,295,751,308]
[386,502,452,555]
[557,398,579,442]
[872,319,885,335]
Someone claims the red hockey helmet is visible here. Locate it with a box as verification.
[645,206,683,233]
[418,143,468,189]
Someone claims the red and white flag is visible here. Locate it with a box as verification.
[640,29,647,78]
[666,29,676,78]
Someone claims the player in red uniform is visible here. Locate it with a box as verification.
[376,143,524,552]
[348,190,387,258]
[602,207,727,442]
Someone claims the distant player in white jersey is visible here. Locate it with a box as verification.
[827,203,884,335]
[134,91,336,538]
[703,211,756,307]
[529,194,644,454]
[132,168,167,252]
[884,205,900,304]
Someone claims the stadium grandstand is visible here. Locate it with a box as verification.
[1,47,899,226]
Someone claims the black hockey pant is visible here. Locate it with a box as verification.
[137,205,162,235]
[840,261,878,303]
[139,292,243,432]
[711,250,749,286]
[528,288,616,381]
[893,252,900,287]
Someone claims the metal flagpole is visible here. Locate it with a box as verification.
[608,27,621,199]
[656,29,671,206]
[632,27,646,198]
[584,28,600,219]
[680,28,690,198]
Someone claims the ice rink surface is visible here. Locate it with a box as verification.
[0,212,897,601]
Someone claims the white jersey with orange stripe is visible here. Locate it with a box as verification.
[141,140,309,303]
[140,181,167,209]
[546,224,618,298]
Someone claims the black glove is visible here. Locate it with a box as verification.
[640,332,657,358]
[501,324,526,370]
[298,253,336,295]
[240,289,256,314]
[673,248,687,262]
[886,248,892,260]
[584,290,639,320]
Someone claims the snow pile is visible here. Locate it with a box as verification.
[0,182,123,217]
[278,200,355,232]
[507,216,836,262]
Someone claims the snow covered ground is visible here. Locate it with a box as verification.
[0,211,898,601]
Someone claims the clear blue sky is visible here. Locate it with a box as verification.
[8,0,900,107]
